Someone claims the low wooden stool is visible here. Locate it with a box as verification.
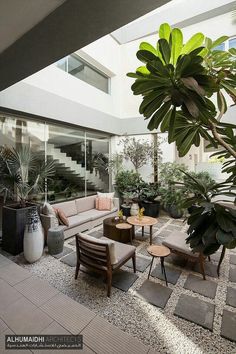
[147,245,170,286]
[116,223,133,244]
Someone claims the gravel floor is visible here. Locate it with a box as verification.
[3,215,236,354]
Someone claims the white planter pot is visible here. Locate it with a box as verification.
[130,202,139,216]
[24,208,44,263]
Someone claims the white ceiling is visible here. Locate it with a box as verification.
[111,0,236,43]
[0,0,65,54]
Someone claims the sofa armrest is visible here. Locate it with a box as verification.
[113,197,120,210]
[40,214,58,237]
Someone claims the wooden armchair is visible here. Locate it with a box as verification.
[75,233,136,297]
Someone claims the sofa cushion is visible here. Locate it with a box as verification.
[78,233,118,265]
[76,196,96,213]
[96,197,112,211]
[55,208,69,227]
[53,200,77,217]
[67,214,92,229]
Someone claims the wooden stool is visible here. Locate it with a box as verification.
[116,223,133,244]
[147,245,170,286]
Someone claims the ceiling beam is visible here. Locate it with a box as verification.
[0,0,169,92]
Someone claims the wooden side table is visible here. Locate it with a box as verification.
[147,245,170,286]
[127,216,157,245]
[116,223,133,244]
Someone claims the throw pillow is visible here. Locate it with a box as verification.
[97,192,115,209]
[78,233,118,264]
[96,197,112,211]
[42,202,57,217]
[55,208,69,227]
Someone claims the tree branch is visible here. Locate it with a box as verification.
[210,121,236,159]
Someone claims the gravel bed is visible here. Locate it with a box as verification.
[2,215,236,354]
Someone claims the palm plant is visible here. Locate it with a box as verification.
[0,145,55,207]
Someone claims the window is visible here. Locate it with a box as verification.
[215,36,236,51]
[56,54,110,94]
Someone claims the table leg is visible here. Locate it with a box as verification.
[160,257,168,286]
[150,225,153,245]
[148,256,154,279]
[132,225,135,240]
[130,228,132,245]
[142,226,144,237]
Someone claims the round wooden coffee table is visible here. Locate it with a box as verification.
[103,217,134,243]
[116,223,133,244]
[127,216,157,245]
[147,245,170,286]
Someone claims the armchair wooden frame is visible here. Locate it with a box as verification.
[75,234,136,297]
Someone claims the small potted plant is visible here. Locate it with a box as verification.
[160,186,185,219]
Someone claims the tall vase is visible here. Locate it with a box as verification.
[24,206,44,263]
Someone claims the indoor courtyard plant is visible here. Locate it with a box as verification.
[127,23,236,260]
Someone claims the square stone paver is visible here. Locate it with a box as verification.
[112,270,138,291]
[158,230,172,238]
[151,264,181,285]
[229,265,236,283]
[226,287,236,308]
[210,252,221,263]
[230,254,236,265]
[166,225,182,231]
[125,256,151,272]
[81,314,148,354]
[184,274,217,299]
[1,297,53,334]
[0,263,31,285]
[14,276,59,307]
[165,254,187,268]
[193,262,218,278]
[0,328,31,354]
[52,246,73,259]
[137,280,172,309]
[60,252,77,267]
[0,254,12,268]
[0,279,23,314]
[221,309,236,342]
[0,318,8,334]
[40,293,95,334]
[174,294,215,331]
[88,230,103,239]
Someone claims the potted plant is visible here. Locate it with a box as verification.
[127,22,236,259]
[139,182,161,217]
[160,186,185,219]
[0,145,55,255]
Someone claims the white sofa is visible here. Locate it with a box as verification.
[40,195,119,240]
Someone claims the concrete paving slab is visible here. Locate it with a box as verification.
[174,294,215,331]
[125,256,151,272]
[0,263,31,285]
[151,264,181,285]
[137,280,172,309]
[112,270,138,291]
[226,287,236,308]
[0,279,23,314]
[221,309,236,342]
[184,274,217,299]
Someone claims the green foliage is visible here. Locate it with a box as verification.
[139,182,160,202]
[115,170,143,196]
[108,153,124,176]
[127,23,236,160]
[159,162,188,186]
[183,171,216,195]
[0,145,55,207]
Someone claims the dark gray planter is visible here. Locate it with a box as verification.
[169,205,183,219]
[139,200,160,217]
[2,203,36,255]
[47,226,65,255]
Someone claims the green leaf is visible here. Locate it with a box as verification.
[171,28,183,65]
[143,94,166,118]
[178,130,198,156]
[217,91,227,114]
[168,107,176,143]
[216,229,234,246]
[229,48,236,55]
[131,79,168,95]
[139,42,158,56]
[158,39,171,64]
[181,77,205,96]
[159,23,171,42]
[212,36,228,49]
[136,66,150,75]
[205,37,212,49]
[147,101,172,131]
[136,50,157,63]
[139,91,163,114]
[181,33,204,54]
[221,82,236,97]
[146,58,170,77]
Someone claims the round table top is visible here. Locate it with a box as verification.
[147,245,170,258]
[127,215,157,226]
[116,223,132,230]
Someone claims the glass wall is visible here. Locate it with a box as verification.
[57,54,110,94]
[0,112,110,229]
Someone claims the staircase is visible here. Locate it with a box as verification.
[46,144,106,191]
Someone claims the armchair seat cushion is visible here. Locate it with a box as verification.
[101,237,136,269]
[162,231,199,258]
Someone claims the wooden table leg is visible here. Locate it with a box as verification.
[150,225,153,245]
[148,256,155,279]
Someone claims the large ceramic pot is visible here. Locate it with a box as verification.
[139,200,160,218]
[169,205,183,219]
[24,207,44,263]
[120,204,131,217]
[2,203,36,255]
